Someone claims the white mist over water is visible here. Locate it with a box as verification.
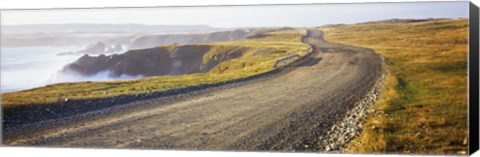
[1,46,139,93]
[48,70,144,85]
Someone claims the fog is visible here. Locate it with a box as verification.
[0,46,138,93]
[48,70,144,85]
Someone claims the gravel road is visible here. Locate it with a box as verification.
[3,30,384,152]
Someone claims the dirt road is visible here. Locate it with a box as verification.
[3,30,384,151]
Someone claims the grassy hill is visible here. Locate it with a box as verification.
[2,29,309,107]
[2,19,469,154]
[319,19,468,154]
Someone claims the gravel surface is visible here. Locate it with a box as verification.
[3,30,384,152]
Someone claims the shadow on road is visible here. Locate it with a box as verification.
[295,57,322,67]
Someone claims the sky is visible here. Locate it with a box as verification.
[1,1,469,28]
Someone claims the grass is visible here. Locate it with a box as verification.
[319,19,468,154]
[3,19,468,154]
[2,29,309,107]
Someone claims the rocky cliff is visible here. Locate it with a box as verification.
[61,29,280,77]
[62,45,244,77]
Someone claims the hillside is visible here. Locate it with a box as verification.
[2,29,309,107]
[320,19,468,154]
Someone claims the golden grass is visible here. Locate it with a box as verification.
[2,29,309,107]
[320,19,468,154]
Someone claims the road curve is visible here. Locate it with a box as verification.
[3,30,384,151]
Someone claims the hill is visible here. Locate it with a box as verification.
[320,18,468,154]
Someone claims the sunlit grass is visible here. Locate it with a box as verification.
[320,19,468,154]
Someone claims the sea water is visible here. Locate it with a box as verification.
[1,46,139,93]
[1,46,83,93]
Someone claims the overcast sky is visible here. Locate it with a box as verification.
[1,1,469,28]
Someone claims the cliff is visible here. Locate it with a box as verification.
[62,45,244,77]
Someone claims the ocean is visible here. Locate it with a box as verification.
[1,46,138,93]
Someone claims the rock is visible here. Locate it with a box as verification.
[79,41,107,55]
[62,45,224,77]
[316,69,386,152]
[349,132,356,137]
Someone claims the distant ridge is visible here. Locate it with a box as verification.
[361,18,454,24]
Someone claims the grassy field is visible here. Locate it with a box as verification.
[320,19,468,154]
[2,29,309,107]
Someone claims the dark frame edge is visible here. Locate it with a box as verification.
[469,1,479,155]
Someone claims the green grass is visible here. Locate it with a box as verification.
[2,29,309,107]
[320,19,468,154]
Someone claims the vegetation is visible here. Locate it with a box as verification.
[320,19,468,154]
[3,19,468,154]
[2,29,309,107]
